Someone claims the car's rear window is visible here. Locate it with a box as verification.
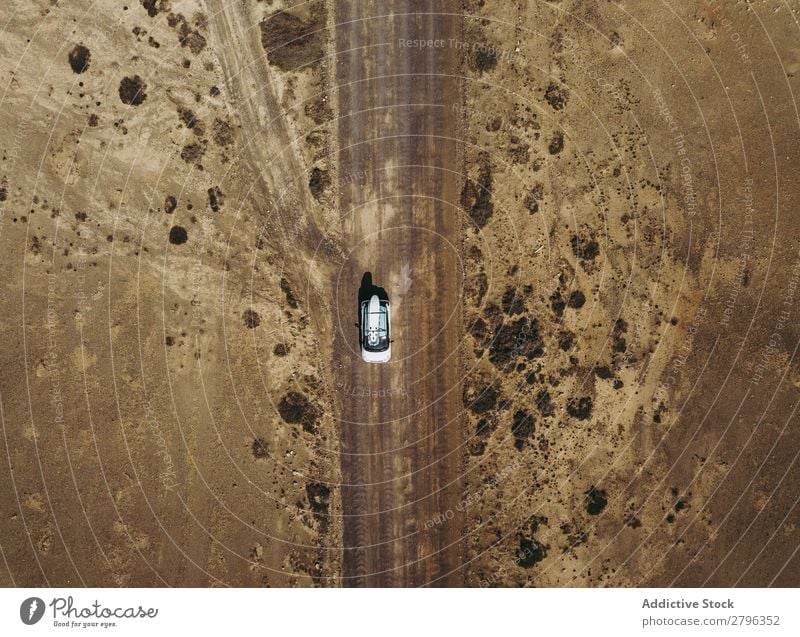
[362,302,389,351]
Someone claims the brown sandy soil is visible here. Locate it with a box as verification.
[0,0,341,587]
[0,0,799,589]
[456,0,800,587]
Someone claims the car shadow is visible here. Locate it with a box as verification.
[357,272,388,331]
[358,271,389,305]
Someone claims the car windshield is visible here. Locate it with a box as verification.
[362,301,389,351]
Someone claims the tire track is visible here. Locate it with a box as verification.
[333,0,464,587]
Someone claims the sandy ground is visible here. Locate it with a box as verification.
[0,0,341,587]
[0,0,798,588]
[456,0,800,587]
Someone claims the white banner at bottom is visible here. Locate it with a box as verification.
[1,588,796,637]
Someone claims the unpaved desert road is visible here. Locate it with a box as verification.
[333,1,464,586]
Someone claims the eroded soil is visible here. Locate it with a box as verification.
[0,0,798,588]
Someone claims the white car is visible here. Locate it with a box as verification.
[360,294,391,363]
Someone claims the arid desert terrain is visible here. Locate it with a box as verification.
[0,0,798,587]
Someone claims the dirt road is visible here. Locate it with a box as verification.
[206,0,331,260]
[333,1,464,587]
